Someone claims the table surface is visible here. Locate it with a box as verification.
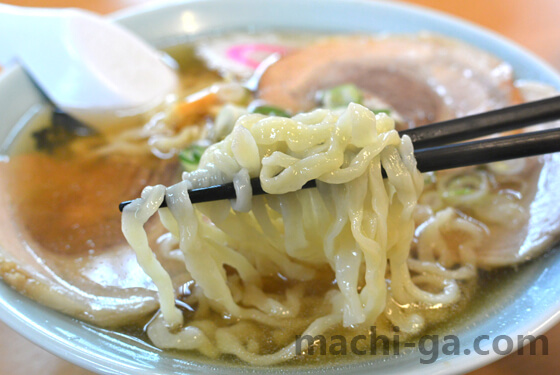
[1,0,559,374]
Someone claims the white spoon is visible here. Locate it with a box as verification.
[0,4,178,130]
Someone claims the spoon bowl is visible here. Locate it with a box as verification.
[0,4,178,129]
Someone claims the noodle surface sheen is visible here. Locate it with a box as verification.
[122,103,468,364]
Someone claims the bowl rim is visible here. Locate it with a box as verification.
[108,0,560,83]
[1,1,560,374]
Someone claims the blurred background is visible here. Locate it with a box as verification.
[0,0,558,374]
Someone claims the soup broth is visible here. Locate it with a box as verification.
[1,31,559,366]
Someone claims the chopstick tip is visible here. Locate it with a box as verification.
[119,200,132,212]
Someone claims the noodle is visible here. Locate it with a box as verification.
[122,103,473,365]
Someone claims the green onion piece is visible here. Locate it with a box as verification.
[251,105,290,117]
[447,187,474,196]
[179,144,207,172]
[437,170,490,206]
[371,108,392,115]
[423,172,437,186]
[320,84,364,108]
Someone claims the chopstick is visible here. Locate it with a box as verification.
[413,126,560,172]
[400,95,560,148]
[119,96,560,211]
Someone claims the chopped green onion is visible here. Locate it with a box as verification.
[423,172,437,186]
[487,159,526,175]
[251,105,290,117]
[179,144,207,172]
[437,170,490,206]
[320,84,364,109]
[447,187,474,196]
[371,108,392,115]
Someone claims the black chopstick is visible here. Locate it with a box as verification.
[400,95,560,148]
[413,127,560,172]
[119,127,560,211]
[119,179,318,211]
[119,96,560,212]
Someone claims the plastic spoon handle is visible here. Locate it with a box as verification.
[0,4,177,129]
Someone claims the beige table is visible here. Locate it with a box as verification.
[1,0,559,374]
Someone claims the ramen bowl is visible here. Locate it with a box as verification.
[1,0,559,374]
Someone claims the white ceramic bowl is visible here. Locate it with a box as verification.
[1,1,559,374]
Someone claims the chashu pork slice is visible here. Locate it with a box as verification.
[259,34,559,268]
[258,34,523,128]
[0,153,181,327]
